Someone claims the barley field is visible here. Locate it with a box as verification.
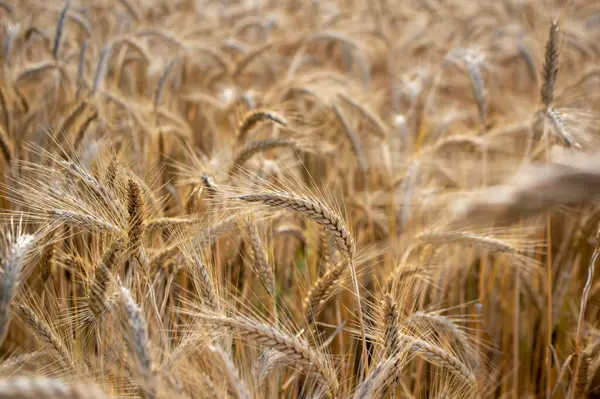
[0,0,599,398]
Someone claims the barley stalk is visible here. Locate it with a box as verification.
[379,293,402,394]
[38,234,55,283]
[144,217,204,232]
[192,258,220,312]
[0,352,42,374]
[331,103,368,172]
[354,352,407,399]
[407,312,475,367]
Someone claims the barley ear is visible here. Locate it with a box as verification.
[77,40,88,89]
[104,157,119,189]
[541,20,560,108]
[379,293,402,393]
[573,352,590,398]
[154,58,178,112]
[302,261,344,323]
[88,241,122,318]
[0,124,13,165]
[208,315,339,395]
[208,344,251,399]
[0,377,108,399]
[235,109,288,143]
[119,284,156,398]
[245,218,275,297]
[0,234,35,346]
[39,234,55,283]
[53,0,70,60]
[92,43,112,95]
[126,178,145,255]
[18,304,74,370]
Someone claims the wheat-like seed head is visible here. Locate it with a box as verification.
[0,233,35,347]
[303,261,345,323]
[541,20,560,108]
[88,241,122,318]
[38,233,55,283]
[18,304,74,370]
[208,344,251,399]
[407,337,476,386]
[236,191,355,259]
[0,125,13,165]
[206,315,339,395]
[406,312,477,368]
[236,109,288,143]
[118,284,155,397]
[0,377,107,399]
[126,178,145,255]
[414,231,519,253]
[574,352,591,398]
[245,218,275,297]
[230,138,298,176]
[331,103,368,173]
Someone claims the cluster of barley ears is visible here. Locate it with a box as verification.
[0,0,600,398]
